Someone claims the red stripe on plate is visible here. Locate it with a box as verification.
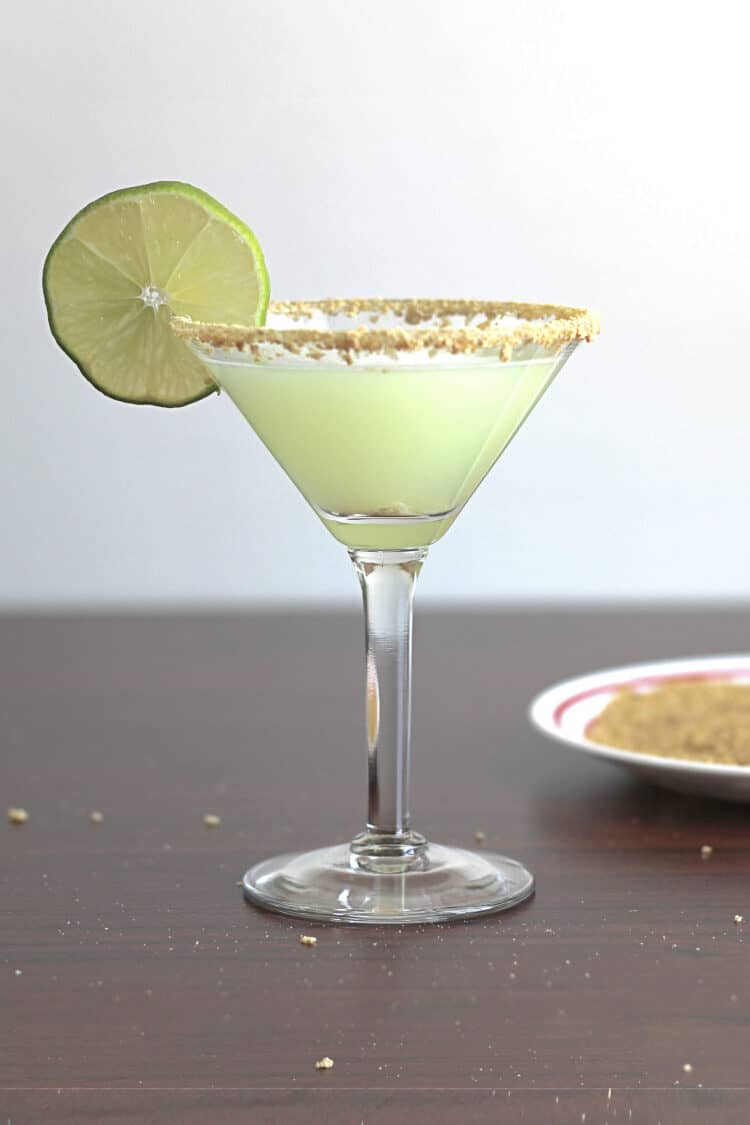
[551,670,741,728]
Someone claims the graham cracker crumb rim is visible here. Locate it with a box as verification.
[171,298,600,359]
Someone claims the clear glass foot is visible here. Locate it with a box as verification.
[242,838,534,925]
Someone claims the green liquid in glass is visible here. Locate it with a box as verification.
[207,357,557,549]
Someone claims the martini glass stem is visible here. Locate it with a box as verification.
[349,548,428,871]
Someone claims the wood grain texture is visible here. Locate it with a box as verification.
[3,608,750,1123]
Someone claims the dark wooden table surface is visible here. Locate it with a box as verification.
[3,608,750,1124]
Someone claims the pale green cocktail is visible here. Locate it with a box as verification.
[172,298,598,925]
[204,354,557,550]
[43,180,600,926]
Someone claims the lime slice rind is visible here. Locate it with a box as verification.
[43,181,269,408]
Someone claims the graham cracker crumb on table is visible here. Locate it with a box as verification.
[315,1056,334,1070]
[300,935,317,947]
[700,844,713,859]
[203,813,221,828]
[7,808,28,825]
[90,810,104,824]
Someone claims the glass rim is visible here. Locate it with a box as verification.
[171,297,600,362]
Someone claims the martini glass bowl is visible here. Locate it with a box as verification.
[173,298,598,924]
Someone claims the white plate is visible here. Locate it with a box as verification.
[529,655,750,803]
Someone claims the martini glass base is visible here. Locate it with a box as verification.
[242,842,535,925]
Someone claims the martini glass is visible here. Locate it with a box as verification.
[173,299,598,924]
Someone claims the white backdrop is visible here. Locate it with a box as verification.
[3,0,749,607]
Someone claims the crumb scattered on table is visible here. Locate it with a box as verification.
[683,1062,693,1073]
[203,813,221,828]
[90,810,104,824]
[700,844,713,859]
[300,934,317,947]
[734,914,743,924]
[315,1056,334,1070]
[474,830,486,844]
[7,808,28,825]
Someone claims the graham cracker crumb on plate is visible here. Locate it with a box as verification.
[315,1056,334,1070]
[7,808,28,825]
[474,830,486,844]
[588,681,750,765]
